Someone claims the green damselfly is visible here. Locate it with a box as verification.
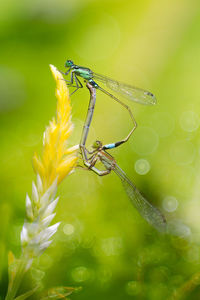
[84,140,166,233]
[62,60,157,151]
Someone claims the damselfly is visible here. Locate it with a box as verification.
[62,60,156,151]
[84,140,166,233]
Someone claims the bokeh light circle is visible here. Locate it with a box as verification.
[31,268,45,282]
[125,281,141,296]
[71,266,91,282]
[132,127,159,155]
[134,159,150,175]
[162,196,178,212]
[180,111,199,132]
[100,237,123,256]
[63,223,75,235]
[150,112,175,137]
[170,140,196,165]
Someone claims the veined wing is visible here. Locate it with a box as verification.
[114,165,166,232]
[92,72,156,105]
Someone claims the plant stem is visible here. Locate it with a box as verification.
[5,258,28,300]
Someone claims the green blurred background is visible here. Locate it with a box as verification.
[1,0,200,299]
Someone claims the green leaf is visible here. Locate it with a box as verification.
[41,286,82,300]
[14,285,39,300]
[7,252,21,291]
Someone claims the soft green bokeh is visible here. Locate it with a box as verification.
[1,0,200,299]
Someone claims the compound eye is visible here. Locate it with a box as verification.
[65,60,73,67]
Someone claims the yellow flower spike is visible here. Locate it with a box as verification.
[57,156,78,184]
[6,64,78,300]
[32,152,45,179]
[64,145,79,155]
[32,65,78,190]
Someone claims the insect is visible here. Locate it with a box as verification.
[84,140,167,233]
[62,60,156,153]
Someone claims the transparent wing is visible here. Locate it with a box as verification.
[92,72,156,105]
[114,165,166,232]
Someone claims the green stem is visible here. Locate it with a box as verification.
[5,257,29,300]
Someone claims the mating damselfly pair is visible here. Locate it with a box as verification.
[61,60,167,233]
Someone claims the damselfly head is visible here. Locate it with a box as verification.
[65,60,74,68]
[92,140,102,149]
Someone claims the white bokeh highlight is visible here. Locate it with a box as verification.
[135,159,150,175]
[180,111,199,132]
[162,196,178,212]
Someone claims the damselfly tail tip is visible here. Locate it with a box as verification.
[152,97,157,105]
[146,91,157,105]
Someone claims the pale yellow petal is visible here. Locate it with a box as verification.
[33,65,77,187]
[32,153,45,179]
[57,156,77,184]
